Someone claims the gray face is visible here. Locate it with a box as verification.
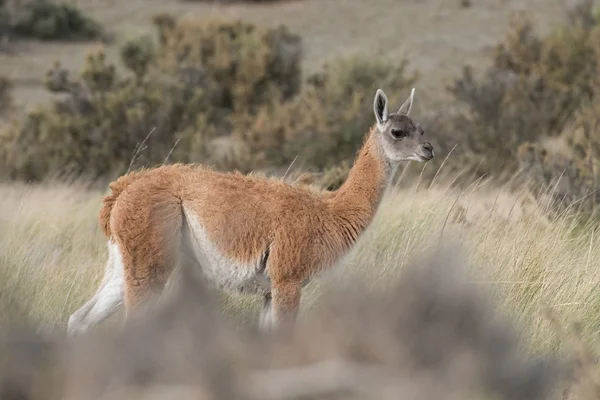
[379,113,434,162]
[373,88,434,164]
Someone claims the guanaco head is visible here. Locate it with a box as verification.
[373,88,434,163]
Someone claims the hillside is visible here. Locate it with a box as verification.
[0,0,588,110]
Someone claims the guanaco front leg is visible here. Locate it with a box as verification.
[270,280,302,330]
[259,292,273,331]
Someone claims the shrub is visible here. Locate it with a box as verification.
[497,1,600,214]
[10,0,105,41]
[517,141,600,215]
[0,76,12,116]
[155,17,302,114]
[317,161,352,191]
[119,34,155,78]
[0,0,105,44]
[0,16,303,181]
[0,13,420,183]
[0,0,16,45]
[237,55,418,171]
[517,98,600,214]
[181,0,286,3]
[563,99,600,161]
[441,1,600,177]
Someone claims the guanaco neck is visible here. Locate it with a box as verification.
[326,126,394,235]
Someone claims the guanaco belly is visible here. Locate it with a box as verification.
[181,205,271,295]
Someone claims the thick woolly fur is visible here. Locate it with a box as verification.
[67,89,434,335]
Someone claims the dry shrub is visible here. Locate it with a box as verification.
[0,15,303,181]
[516,140,600,217]
[0,0,105,42]
[0,245,570,400]
[155,16,302,113]
[317,160,352,191]
[0,0,12,45]
[438,0,600,178]
[0,76,12,115]
[1,51,170,180]
[564,100,600,161]
[0,14,417,183]
[236,55,418,171]
[181,0,287,3]
[516,96,600,216]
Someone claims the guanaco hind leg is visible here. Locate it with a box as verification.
[270,280,302,330]
[67,242,125,336]
[259,292,273,331]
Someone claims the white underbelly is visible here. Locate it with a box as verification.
[182,205,270,295]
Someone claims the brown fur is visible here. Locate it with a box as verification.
[72,88,434,333]
[98,170,150,238]
[100,127,390,323]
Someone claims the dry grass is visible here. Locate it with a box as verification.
[312,176,600,356]
[2,170,600,398]
[0,244,569,400]
[2,170,600,356]
[0,181,106,330]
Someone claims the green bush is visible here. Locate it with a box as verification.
[1,0,105,42]
[440,1,600,177]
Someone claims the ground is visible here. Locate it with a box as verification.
[0,0,590,111]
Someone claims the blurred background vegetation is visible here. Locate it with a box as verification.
[2,0,600,215]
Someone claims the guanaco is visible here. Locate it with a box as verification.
[67,88,434,335]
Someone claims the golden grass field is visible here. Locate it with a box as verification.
[3,167,600,398]
[2,169,599,359]
[3,140,600,400]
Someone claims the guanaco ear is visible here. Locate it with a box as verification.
[397,88,416,116]
[374,89,389,130]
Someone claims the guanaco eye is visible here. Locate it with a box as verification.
[391,129,407,139]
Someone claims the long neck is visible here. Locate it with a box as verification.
[326,126,393,233]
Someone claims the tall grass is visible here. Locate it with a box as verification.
[0,182,106,331]
[341,180,600,355]
[1,173,599,358]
